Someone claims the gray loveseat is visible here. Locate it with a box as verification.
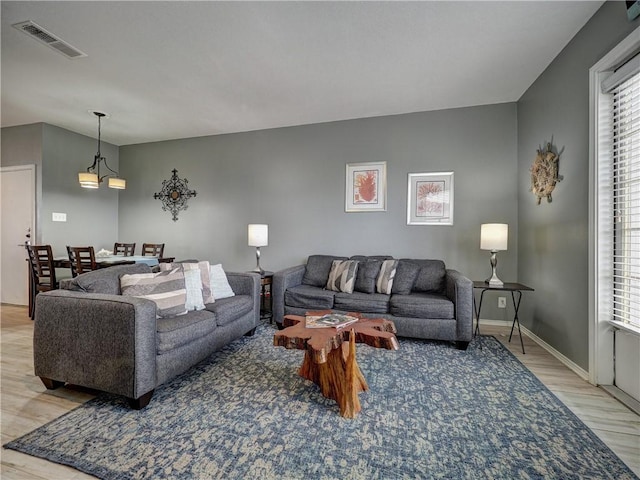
[33,263,260,408]
[272,255,473,349]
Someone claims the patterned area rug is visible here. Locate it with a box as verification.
[5,325,637,480]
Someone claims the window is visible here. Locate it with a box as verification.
[612,70,640,329]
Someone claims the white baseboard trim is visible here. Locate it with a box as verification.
[478,319,590,381]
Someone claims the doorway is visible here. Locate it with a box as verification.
[1,165,36,305]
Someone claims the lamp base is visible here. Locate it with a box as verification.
[485,250,504,287]
[485,276,504,287]
[253,247,265,276]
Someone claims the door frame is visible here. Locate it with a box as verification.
[1,164,37,305]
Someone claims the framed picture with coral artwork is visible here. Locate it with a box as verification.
[407,172,454,225]
[345,162,387,212]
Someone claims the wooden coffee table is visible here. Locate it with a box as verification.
[273,312,399,418]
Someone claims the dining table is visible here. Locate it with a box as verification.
[53,254,162,269]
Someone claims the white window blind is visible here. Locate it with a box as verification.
[613,70,640,328]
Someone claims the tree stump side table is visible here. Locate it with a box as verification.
[273,313,399,418]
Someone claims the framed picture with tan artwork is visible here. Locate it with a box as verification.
[407,172,454,225]
[345,162,387,212]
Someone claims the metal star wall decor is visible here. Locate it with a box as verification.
[153,169,197,221]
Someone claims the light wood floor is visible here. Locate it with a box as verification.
[1,304,639,479]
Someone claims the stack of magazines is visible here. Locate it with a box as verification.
[305,313,359,329]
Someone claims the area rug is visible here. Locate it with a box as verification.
[4,325,637,480]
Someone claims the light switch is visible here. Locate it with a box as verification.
[52,212,67,222]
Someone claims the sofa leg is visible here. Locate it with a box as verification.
[40,377,64,390]
[455,341,470,351]
[244,327,256,337]
[128,390,154,410]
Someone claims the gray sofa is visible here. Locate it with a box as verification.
[33,263,260,408]
[272,255,473,349]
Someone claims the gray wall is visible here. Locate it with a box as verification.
[1,123,43,240]
[120,103,518,316]
[517,1,638,369]
[41,124,120,256]
[1,122,120,256]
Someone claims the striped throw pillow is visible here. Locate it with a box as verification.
[160,261,214,304]
[376,259,398,294]
[326,260,359,294]
[120,268,187,318]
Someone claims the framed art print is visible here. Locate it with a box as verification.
[345,161,387,212]
[407,172,454,225]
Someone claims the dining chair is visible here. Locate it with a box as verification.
[26,245,58,320]
[114,242,136,256]
[67,246,97,277]
[142,243,165,258]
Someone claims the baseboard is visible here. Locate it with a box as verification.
[478,319,589,381]
[600,385,640,416]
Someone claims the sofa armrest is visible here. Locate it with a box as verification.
[272,265,306,324]
[445,269,473,342]
[225,272,261,327]
[33,289,157,400]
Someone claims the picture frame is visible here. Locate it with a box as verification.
[407,172,454,225]
[345,161,387,212]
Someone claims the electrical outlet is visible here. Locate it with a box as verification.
[498,297,506,309]
[52,212,67,222]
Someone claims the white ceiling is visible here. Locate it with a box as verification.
[1,1,604,146]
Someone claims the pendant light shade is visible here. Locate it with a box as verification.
[78,172,99,188]
[108,177,126,189]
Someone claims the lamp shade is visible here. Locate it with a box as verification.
[108,177,126,189]
[78,172,99,188]
[248,224,268,247]
[480,223,508,251]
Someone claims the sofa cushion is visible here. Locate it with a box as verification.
[376,259,398,294]
[66,263,151,295]
[285,285,335,310]
[390,293,454,319]
[392,260,421,295]
[326,260,359,293]
[120,269,187,318]
[353,259,383,294]
[302,255,347,287]
[156,310,217,354]
[204,295,253,327]
[334,291,390,314]
[402,259,447,294]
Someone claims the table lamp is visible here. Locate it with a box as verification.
[248,224,268,275]
[481,223,508,287]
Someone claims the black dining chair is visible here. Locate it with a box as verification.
[67,246,97,277]
[114,242,136,256]
[26,245,58,320]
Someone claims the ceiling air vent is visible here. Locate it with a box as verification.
[12,21,87,59]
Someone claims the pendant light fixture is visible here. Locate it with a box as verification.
[78,111,126,189]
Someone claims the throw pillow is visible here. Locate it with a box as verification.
[120,268,187,318]
[183,268,206,311]
[354,259,383,294]
[160,261,214,304]
[376,259,398,294]
[392,260,421,295]
[209,264,235,300]
[326,260,359,294]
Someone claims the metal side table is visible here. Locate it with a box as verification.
[473,281,534,354]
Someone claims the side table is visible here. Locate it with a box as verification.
[472,281,534,354]
[258,271,274,323]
